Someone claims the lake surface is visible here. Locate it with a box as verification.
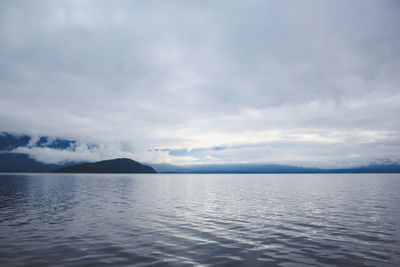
[0,173,399,266]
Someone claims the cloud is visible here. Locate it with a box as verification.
[0,0,399,167]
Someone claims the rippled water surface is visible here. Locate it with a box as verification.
[1,173,400,266]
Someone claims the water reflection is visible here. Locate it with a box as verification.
[0,173,399,266]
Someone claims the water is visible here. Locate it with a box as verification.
[0,174,399,266]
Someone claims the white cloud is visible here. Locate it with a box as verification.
[1,0,400,167]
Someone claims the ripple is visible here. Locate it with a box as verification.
[1,173,400,266]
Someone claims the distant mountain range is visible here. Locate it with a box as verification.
[151,163,400,173]
[0,153,64,173]
[1,152,399,173]
[1,132,400,173]
[0,132,77,151]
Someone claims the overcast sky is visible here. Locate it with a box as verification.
[1,0,399,167]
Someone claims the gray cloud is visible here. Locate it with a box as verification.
[1,0,399,167]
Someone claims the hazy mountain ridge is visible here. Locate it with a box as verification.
[0,153,74,173]
[0,132,76,151]
[1,132,400,173]
[0,133,30,151]
[0,152,399,173]
[151,163,400,173]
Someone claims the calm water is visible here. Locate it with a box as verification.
[0,174,400,266]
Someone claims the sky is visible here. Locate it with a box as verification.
[0,0,399,168]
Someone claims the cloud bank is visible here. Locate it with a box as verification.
[1,0,399,168]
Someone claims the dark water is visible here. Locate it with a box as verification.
[1,174,400,266]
